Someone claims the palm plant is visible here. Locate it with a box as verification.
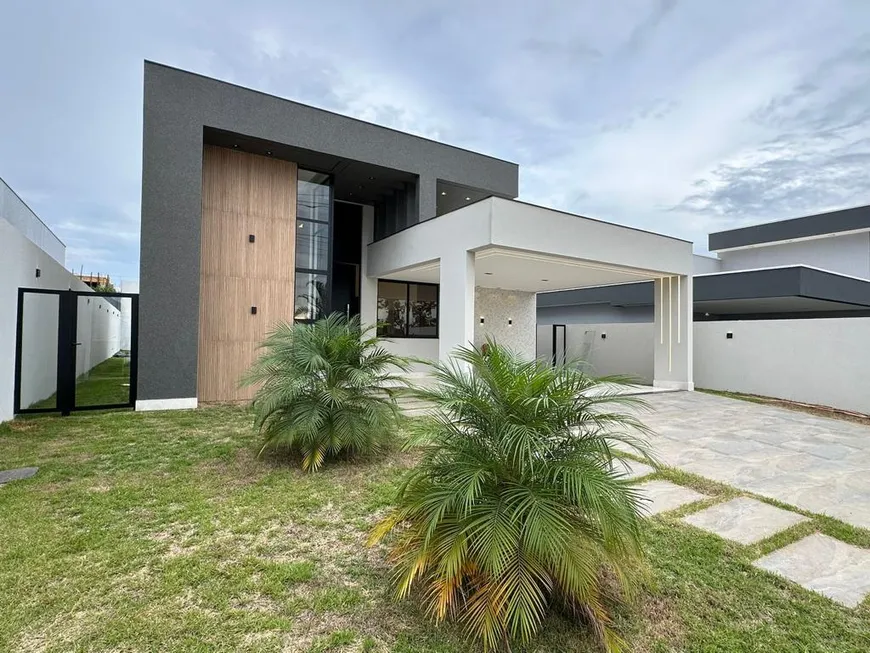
[370,340,653,652]
[243,313,409,471]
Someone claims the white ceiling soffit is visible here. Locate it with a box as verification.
[379,248,668,292]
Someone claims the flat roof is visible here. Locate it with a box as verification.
[709,204,870,251]
[144,61,518,167]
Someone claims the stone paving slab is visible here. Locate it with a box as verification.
[0,467,38,484]
[637,392,870,530]
[636,480,707,516]
[682,496,808,545]
[753,533,870,607]
[612,459,655,480]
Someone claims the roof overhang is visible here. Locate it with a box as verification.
[709,205,870,252]
[368,197,693,293]
[537,265,870,316]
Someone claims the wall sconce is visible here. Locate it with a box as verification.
[248,234,255,243]
[508,319,513,326]
[601,333,607,339]
[479,316,485,324]
[251,306,258,315]
[726,331,733,339]
[35,268,41,278]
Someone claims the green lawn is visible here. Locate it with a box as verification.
[30,356,131,410]
[0,408,868,652]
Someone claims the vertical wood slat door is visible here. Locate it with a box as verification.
[198,145,297,402]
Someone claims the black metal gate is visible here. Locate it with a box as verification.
[14,289,139,416]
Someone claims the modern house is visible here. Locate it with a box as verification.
[137,62,696,410]
[539,205,870,325]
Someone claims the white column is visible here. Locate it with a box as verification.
[653,275,693,390]
[438,249,475,362]
[359,205,378,330]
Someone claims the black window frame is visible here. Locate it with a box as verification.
[294,168,334,324]
[376,279,439,339]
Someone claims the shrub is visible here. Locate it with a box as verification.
[371,341,652,651]
[244,313,408,471]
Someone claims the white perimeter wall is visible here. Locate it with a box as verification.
[539,318,870,414]
[536,323,654,383]
[1,218,122,420]
[474,287,536,359]
[694,319,870,415]
[74,295,122,378]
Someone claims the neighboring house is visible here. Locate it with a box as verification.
[137,61,697,410]
[539,205,870,324]
[76,274,112,290]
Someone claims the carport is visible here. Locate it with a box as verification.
[364,196,695,390]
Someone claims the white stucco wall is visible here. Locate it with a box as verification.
[538,318,870,414]
[717,233,870,279]
[693,253,721,274]
[694,318,870,414]
[536,323,654,382]
[75,295,122,378]
[1,218,121,420]
[474,287,536,359]
[380,338,439,373]
[119,279,139,351]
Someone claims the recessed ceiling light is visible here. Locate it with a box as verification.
[465,196,471,201]
[484,272,493,275]
[266,150,272,155]
[368,176,375,180]
[359,184,364,189]
[441,191,447,196]
[233,144,239,148]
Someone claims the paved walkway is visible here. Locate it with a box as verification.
[634,392,870,530]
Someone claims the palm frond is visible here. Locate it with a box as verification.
[373,338,651,650]
[245,312,409,471]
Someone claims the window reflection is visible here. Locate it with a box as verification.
[377,280,438,338]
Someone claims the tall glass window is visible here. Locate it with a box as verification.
[295,170,332,323]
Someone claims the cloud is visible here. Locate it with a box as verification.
[2,0,870,276]
[673,44,870,226]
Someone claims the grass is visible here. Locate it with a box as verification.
[0,408,868,652]
[30,356,131,410]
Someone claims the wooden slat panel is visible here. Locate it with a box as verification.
[199,210,294,280]
[198,145,298,403]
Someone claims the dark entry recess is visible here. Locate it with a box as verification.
[552,324,566,366]
[14,288,139,416]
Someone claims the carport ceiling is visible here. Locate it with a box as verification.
[379,247,668,293]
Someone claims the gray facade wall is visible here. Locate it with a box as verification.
[139,62,518,401]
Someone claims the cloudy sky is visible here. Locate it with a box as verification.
[2,0,870,283]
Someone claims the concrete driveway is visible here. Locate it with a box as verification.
[635,391,870,530]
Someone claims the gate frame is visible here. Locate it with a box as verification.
[14,288,139,416]
[551,323,566,367]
